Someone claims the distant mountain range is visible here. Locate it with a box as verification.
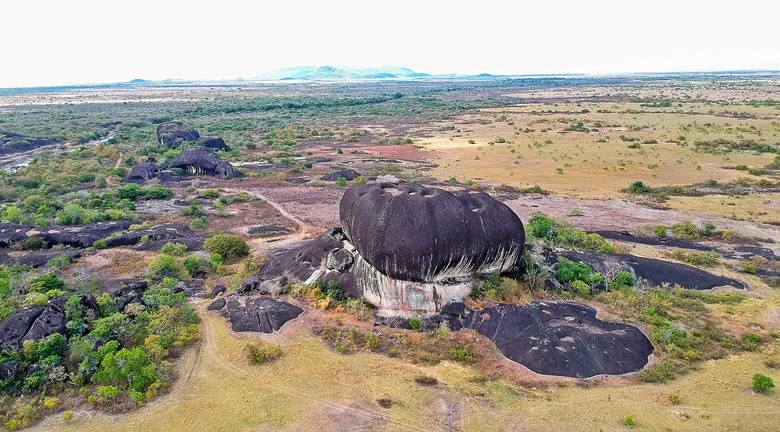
[253,65,431,80]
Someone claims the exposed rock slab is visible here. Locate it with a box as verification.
[463,301,653,377]
[321,169,360,181]
[223,296,303,333]
[0,298,66,350]
[559,251,745,290]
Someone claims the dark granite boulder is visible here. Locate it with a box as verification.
[0,305,45,350]
[211,284,227,299]
[321,168,360,181]
[340,183,525,282]
[157,122,199,148]
[0,129,57,155]
[0,361,17,381]
[23,297,66,344]
[224,296,303,333]
[169,148,243,179]
[103,279,148,308]
[196,136,226,150]
[124,158,160,183]
[463,301,653,377]
[207,298,226,311]
[559,251,745,290]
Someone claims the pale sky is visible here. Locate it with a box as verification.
[2,0,778,88]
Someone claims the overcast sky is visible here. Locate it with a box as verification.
[2,0,778,87]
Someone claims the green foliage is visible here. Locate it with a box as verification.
[526,212,613,252]
[447,346,476,362]
[752,373,775,393]
[203,234,249,262]
[159,242,188,256]
[183,254,208,276]
[612,271,636,287]
[570,279,590,295]
[408,315,423,331]
[622,415,636,427]
[92,347,157,392]
[555,258,600,285]
[146,254,184,280]
[30,273,64,293]
[665,249,720,267]
[246,342,283,364]
[95,385,120,399]
[626,181,651,193]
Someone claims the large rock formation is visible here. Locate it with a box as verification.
[0,298,66,350]
[123,158,160,183]
[157,122,200,148]
[196,136,226,150]
[463,301,653,377]
[169,148,243,179]
[248,183,525,315]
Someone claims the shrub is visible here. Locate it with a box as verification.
[41,396,58,409]
[665,249,720,267]
[335,177,348,187]
[246,342,282,364]
[183,254,207,276]
[622,415,636,427]
[527,213,555,238]
[667,392,680,405]
[612,271,636,287]
[408,315,423,331]
[626,181,651,193]
[353,176,367,185]
[30,273,65,293]
[670,220,700,240]
[92,239,108,249]
[570,279,590,295]
[96,385,120,399]
[145,186,173,200]
[203,234,249,262]
[200,189,220,199]
[146,254,184,279]
[160,242,188,256]
[447,346,476,362]
[555,258,598,284]
[752,373,775,393]
[62,411,74,423]
[189,217,207,231]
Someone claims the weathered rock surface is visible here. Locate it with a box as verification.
[124,158,160,183]
[196,136,226,150]
[559,251,745,290]
[463,301,653,377]
[321,168,360,181]
[223,296,303,333]
[0,220,133,248]
[0,298,66,350]
[207,298,226,311]
[0,129,57,155]
[0,249,81,268]
[211,284,226,299]
[157,122,200,148]
[340,183,525,283]
[103,279,147,308]
[169,148,243,179]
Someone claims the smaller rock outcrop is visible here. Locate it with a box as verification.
[157,122,200,148]
[124,158,160,183]
[169,148,243,179]
[196,136,226,150]
[223,296,303,333]
[0,298,66,350]
[463,301,653,377]
[321,169,360,181]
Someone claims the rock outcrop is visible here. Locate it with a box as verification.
[558,251,745,290]
[0,298,66,350]
[124,158,160,183]
[222,296,303,333]
[248,183,525,314]
[169,148,243,179]
[464,301,653,377]
[157,122,200,148]
[196,136,226,150]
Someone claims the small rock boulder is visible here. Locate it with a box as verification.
[124,158,160,183]
[207,298,226,311]
[321,168,360,181]
[196,136,226,150]
[169,148,243,179]
[157,122,200,148]
[211,284,227,299]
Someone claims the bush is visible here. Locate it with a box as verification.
[160,242,188,256]
[447,346,476,362]
[622,415,636,427]
[183,254,207,276]
[145,186,173,200]
[203,234,249,262]
[626,181,651,193]
[146,254,184,279]
[62,411,74,423]
[570,279,590,295]
[612,271,636,287]
[96,385,120,399]
[408,315,423,331]
[200,189,220,199]
[670,220,700,240]
[555,258,598,284]
[752,373,775,393]
[246,342,282,364]
[665,249,720,267]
